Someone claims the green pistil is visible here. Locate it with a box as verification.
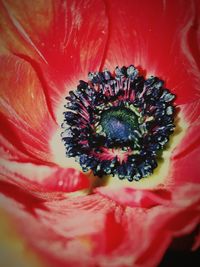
[100,107,140,142]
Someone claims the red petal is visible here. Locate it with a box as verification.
[95,187,171,208]
[0,159,90,196]
[170,99,200,185]
[192,228,200,251]
[1,2,200,266]
[0,0,108,117]
[103,0,200,104]
[42,168,90,193]
[0,185,199,267]
[0,55,57,163]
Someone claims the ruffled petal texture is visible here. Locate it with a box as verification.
[0,0,108,117]
[103,0,200,104]
[0,159,90,198]
[0,55,57,163]
[0,181,199,267]
[0,1,200,267]
[0,0,108,163]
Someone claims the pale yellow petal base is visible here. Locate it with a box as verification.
[0,209,45,267]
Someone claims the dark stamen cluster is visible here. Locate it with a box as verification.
[61,65,175,181]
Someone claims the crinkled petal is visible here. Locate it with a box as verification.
[0,183,199,267]
[0,0,108,118]
[95,187,172,208]
[0,159,90,197]
[0,1,200,267]
[0,55,57,163]
[103,0,200,104]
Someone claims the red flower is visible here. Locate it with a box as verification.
[0,1,200,267]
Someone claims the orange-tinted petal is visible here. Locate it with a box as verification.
[0,55,56,163]
[0,0,108,118]
[103,0,200,104]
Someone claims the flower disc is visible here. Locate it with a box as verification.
[61,65,176,181]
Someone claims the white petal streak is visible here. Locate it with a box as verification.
[62,0,70,50]
[2,0,48,64]
[162,0,166,12]
[180,1,200,85]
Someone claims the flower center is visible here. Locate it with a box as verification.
[100,107,139,142]
[61,65,175,181]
